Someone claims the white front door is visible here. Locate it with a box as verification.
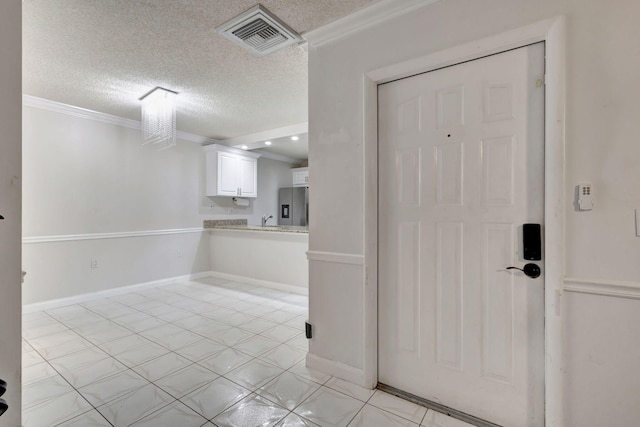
[378,43,545,427]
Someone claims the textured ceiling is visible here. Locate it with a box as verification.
[22,0,379,140]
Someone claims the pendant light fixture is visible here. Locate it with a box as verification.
[139,87,178,150]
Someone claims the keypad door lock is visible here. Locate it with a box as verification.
[507,263,541,279]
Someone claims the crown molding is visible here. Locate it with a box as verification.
[201,143,302,164]
[203,144,301,165]
[176,131,219,145]
[217,122,308,163]
[203,143,262,159]
[302,0,441,47]
[23,94,140,129]
[222,122,308,147]
[252,149,299,164]
[22,94,220,145]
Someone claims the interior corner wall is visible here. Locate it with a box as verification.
[22,105,212,304]
[307,0,640,424]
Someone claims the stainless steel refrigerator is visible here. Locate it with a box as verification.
[278,187,308,226]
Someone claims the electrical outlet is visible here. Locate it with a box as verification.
[90,258,98,269]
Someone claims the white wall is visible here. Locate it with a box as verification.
[22,104,297,304]
[22,105,212,304]
[209,229,309,293]
[307,0,640,425]
[201,156,293,226]
[22,106,209,235]
[563,292,640,427]
[22,232,210,305]
[0,1,22,425]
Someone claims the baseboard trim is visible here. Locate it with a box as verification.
[564,277,640,300]
[22,271,211,313]
[22,270,307,313]
[306,353,368,388]
[207,271,308,296]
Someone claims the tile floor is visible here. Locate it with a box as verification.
[22,277,475,427]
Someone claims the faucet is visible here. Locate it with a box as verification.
[261,214,273,227]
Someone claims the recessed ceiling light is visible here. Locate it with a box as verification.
[241,145,248,150]
[291,136,299,141]
[265,141,272,146]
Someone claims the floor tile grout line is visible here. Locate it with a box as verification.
[181,381,253,424]
[345,403,367,426]
[26,325,190,413]
[96,386,178,427]
[23,348,109,426]
[288,383,365,426]
[367,389,431,426]
[203,391,294,426]
[76,367,149,408]
[23,279,311,426]
[126,397,201,427]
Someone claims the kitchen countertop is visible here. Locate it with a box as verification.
[204,219,308,234]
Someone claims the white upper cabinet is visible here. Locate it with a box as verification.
[205,144,260,198]
[292,167,309,187]
[237,156,258,197]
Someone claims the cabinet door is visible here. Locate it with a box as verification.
[217,152,240,196]
[238,157,257,197]
[292,169,309,187]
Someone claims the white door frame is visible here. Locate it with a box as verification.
[362,17,566,427]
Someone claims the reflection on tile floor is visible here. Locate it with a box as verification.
[22,277,475,427]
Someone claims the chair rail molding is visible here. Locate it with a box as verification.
[564,277,640,300]
[23,227,205,244]
[306,250,364,265]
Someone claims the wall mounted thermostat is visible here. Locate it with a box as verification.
[578,183,593,211]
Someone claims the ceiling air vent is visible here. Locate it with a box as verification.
[217,4,302,57]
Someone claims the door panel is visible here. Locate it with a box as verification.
[435,221,463,371]
[378,44,545,427]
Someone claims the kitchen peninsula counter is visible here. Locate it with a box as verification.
[204,219,309,234]
[204,219,308,293]
[204,219,308,234]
